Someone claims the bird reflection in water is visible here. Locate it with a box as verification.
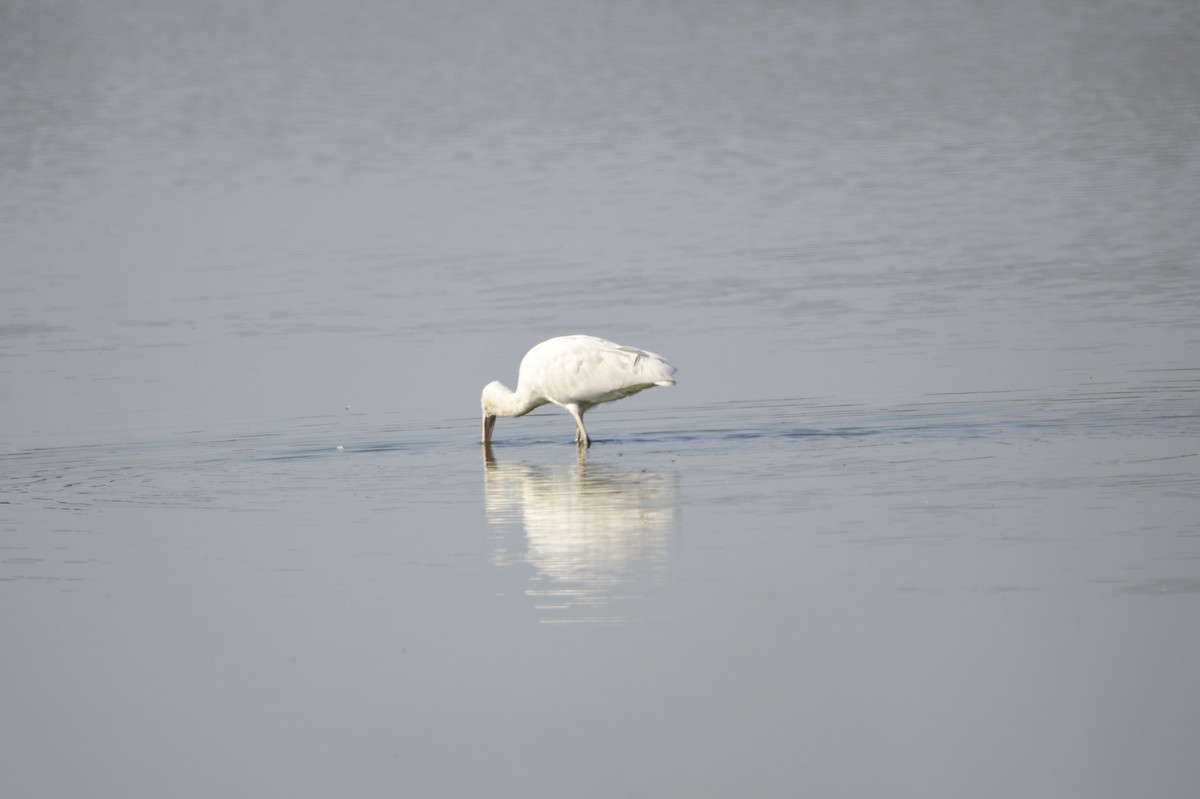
[483,444,678,624]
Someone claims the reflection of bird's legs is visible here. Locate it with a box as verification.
[566,404,590,448]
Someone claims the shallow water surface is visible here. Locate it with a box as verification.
[3,0,1200,797]
[5,385,1198,796]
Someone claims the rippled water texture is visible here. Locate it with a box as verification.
[3,1,1199,797]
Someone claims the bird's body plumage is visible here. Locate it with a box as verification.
[481,335,676,446]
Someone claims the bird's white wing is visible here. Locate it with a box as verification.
[521,335,676,408]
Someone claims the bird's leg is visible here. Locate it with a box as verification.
[566,405,591,448]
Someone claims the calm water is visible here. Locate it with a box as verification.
[3,0,1200,796]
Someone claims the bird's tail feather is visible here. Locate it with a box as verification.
[618,344,677,386]
[640,352,677,386]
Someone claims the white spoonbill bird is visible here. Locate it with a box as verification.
[481,335,677,447]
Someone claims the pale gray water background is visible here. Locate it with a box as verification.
[3,0,1200,796]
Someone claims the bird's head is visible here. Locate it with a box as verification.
[480,381,507,443]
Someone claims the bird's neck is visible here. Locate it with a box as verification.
[494,382,545,418]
